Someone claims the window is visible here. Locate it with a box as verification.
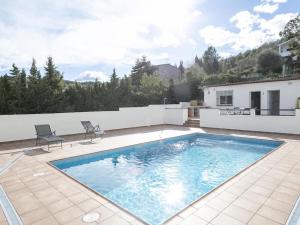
[216,90,233,106]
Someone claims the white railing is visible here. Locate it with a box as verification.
[200,108,300,134]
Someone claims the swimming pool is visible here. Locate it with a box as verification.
[51,133,283,225]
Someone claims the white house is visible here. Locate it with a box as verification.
[279,40,291,58]
[203,77,300,116]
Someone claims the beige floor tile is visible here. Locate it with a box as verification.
[194,205,220,222]
[65,216,98,225]
[270,191,297,205]
[241,190,268,204]
[87,205,113,222]
[232,197,261,212]
[210,213,245,225]
[12,195,41,215]
[48,198,74,214]
[264,198,294,214]
[178,206,197,218]
[104,202,121,213]
[248,215,281,225]
[223,204,254,223]
[179,214,208,225]
[68,192,91,204]
[206,197,231,211]
[257,205,289,224]
[21,208,51,225]
[78,198,101,212]
[54,205,84,224]
[217,191,237,203]
[31,216,60,225]
[101,214,130,225]
[248,185,273,197]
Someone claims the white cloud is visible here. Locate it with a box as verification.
[0,0,202,68]
[253,0,288,14]
[75,70,110,82]
[199,11,297,52]
[253,3,279,14]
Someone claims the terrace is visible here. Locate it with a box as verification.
[0,103,299,225]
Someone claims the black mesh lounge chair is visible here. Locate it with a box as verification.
[81,121,105,141]
[35,124,64,150]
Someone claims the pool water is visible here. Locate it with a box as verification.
[51,133,282,225]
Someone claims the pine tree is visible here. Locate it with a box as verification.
[110,68,119,89]
[202,46,220,75]
[0,75,11,114]
[195,55,203,67]
[27,58,45,113]
[178,61,185,80]
[9,64,23,113]
[131,56,156,86]
[43,57,64,112]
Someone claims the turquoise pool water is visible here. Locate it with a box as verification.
[51,133,282,225]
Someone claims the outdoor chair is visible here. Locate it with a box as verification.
[35,124,64,150]
[81,121,105,141]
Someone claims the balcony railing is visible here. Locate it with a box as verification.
[220,108,296,116]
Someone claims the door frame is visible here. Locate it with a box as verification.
[250,91,261,115]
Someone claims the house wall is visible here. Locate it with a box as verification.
[203,79,300,110]
[0,104,188,142]
[200,108,300,134]
[279,42,291,57]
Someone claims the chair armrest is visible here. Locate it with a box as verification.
[94,124,101,131]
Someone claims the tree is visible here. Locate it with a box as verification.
[131,56,156,86]
[27,58,44,113]
[257,50,282,75]
[178,61,185,80]
[202,46,220,75]
[138,74,165,105]
[280,14,300,72]
[43,57,64,112]
[44,57,63,91]
[167,79,176,103]
[0,75,12,114]
[110,68,119,89]
[9,64,24,113]
[195,55,203,67]
[280,14,300,46]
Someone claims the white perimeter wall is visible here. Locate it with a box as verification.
[204,79,300,109]
[200,108,300,134]
[0,104,188,142]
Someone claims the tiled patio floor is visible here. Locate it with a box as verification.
[0,125,299,225]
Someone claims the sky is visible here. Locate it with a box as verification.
[0,0,298,81]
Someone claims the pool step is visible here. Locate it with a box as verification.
[184,118,200,128]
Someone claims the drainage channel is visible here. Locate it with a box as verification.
[0,153,24,225]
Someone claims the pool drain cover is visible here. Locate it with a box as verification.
[82,212,100,223]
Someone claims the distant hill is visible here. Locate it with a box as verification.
[219,40,280,75]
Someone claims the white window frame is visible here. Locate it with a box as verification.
[216,90,233,106]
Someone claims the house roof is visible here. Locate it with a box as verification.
[204,75,300,88]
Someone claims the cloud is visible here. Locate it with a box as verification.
[253,0,288,14]
[75,70,110,82]
[253,3,279,14]
[0,0,202,69]
[199,11,297,52]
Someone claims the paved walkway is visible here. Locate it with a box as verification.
[0,125,299,225]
